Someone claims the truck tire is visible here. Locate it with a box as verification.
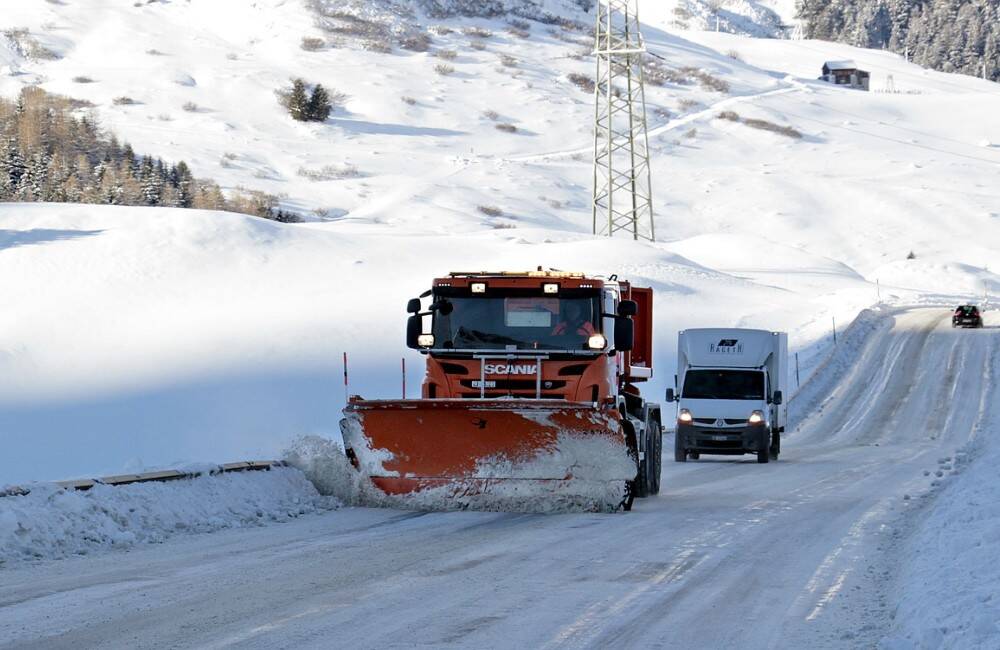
[674,430,687,462]
[647,419,662,495]
[756,429,770,464]
[630,423,650,499]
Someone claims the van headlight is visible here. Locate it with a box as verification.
[748,410,765,425]
[678,408,693,424]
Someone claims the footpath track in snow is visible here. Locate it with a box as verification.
[1,309,996,649]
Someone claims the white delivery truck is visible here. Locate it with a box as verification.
[666,329,788,463]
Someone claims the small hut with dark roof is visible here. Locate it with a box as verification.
[820,61,870,91]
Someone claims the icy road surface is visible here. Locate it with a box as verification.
[1,309,996,649]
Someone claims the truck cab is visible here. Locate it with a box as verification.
[667,329,787,464]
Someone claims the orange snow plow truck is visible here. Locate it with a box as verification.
[340,270,662,511]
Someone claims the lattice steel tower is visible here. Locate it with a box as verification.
[592,0,655,241]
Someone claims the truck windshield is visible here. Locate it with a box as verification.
[683,370,765,400]
[431,291,601,351]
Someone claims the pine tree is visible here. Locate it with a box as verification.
[1,136,27,192]
[306,84,333,122]
[173,161,195,208]
[288,79,309,121]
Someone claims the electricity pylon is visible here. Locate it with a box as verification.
[592,0,655,242]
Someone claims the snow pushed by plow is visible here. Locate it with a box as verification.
[288,432,633,514]
[0,467,337,565]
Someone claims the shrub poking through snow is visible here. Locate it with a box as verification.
[742,118,802,139]
[399,33,432,52]
[181,101,199,112]
[297,164,364,181]
[496,123,518,133]
[301,37,325,51]
[717,111,802,139]
[401,95,417,105]
[72,76,95,83]
[478,205,504,217]
[907,250,917,260]
[112,96,137,106]
[483,109,500,121]
[434,63,455,76]
[462,26,493,38]
[567,73,595,93]
[435,49,457,60]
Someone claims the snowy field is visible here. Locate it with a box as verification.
[2,0,1000,646]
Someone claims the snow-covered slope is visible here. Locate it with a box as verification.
[1,2,999,485]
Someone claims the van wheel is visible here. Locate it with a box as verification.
[757,429,770,463]
[769,431,780,460]
[674,430,687,462]
[689,451,700,460]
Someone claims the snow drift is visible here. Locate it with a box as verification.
[0,467,336,566]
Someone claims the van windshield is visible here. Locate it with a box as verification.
[683,370,765,400]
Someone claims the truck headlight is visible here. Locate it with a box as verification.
[417,334,435,348]
[587,334,607,350]
[543,283,559,294]
[748,410,765,425]
[470,282,487,294]
[678,408,693,424]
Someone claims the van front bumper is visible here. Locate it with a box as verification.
[676,423,767,455]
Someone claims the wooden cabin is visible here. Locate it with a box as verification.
[820,61,870,91]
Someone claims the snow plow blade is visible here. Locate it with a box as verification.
[340,399,637,512]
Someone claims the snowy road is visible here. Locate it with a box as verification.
[1,309,995,649]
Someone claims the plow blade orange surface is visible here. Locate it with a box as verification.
[339,399,636,509]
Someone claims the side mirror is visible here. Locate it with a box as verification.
[406,314,422,349]
[666,388,675,403]
[407,298,421,314]
[614,317,634,352]
[773,390,783,406]
[617,300,637,317]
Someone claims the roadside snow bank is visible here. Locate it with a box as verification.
[0,467,336,565]
[789,307,891,427]
[880,341,1000,649]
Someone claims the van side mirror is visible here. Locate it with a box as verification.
[614,317,634,352]
[407,298,421,314]
[773,390,783,406]
[406,314,422,349]
[666,388,675,403]
[617,300,637,317]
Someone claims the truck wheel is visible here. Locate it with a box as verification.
[756,429,770,464]
[689,451,700,460]
[648,420,662,495]
[769,431,781,460]
[632,425,650,499]
[674,430,687,462]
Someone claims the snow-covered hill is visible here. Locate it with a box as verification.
[1,1,1000,485]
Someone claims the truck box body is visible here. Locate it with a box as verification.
[674,329,788,459]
